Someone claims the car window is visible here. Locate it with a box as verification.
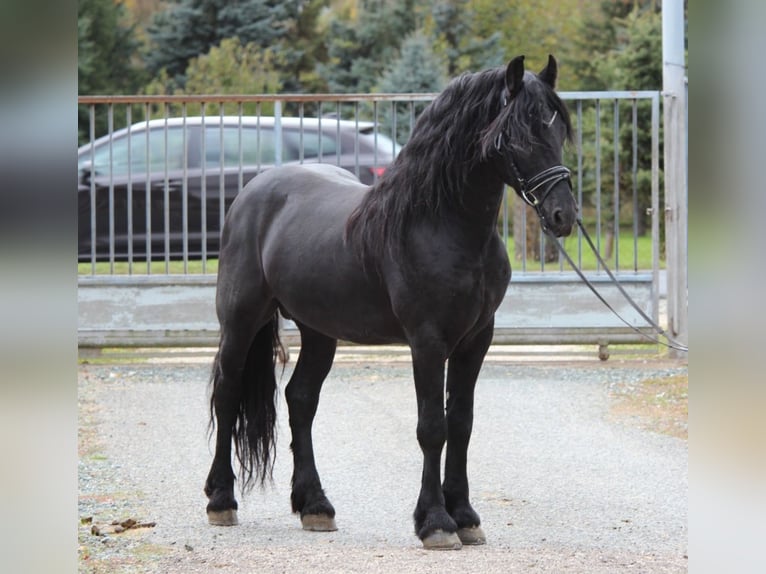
[283,128,338,160]
[204,126,304,167]
[84,126,186,176]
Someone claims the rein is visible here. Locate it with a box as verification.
[543,222,689,353]
[495,90,686,353]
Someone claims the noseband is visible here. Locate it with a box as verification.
[499,135,572,230]
[511,161,572,212]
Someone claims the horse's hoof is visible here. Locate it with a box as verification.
[422,529,463,550]
[207,509,238,526]
[301,514,337,531]
[457,526,486,545]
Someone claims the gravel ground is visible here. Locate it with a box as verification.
[78,349,687,573]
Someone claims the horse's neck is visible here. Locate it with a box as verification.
[452,171,506,247]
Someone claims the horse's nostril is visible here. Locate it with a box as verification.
[549,208,574,236]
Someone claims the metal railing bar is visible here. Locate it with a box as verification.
[594,99,602,273]
[125,106,133,273]
[107,104,115,273]
[613,98,620,273]
[200,103,207,273]
[162,106,170,274]
[77,92,661,283]
[182,103,189,273]
[632,99,639,272]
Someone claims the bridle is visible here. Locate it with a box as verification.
[494,129,573,232]
[511,162,572,225]
[494,89,573,231]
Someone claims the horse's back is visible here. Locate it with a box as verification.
[221,164,364,254]
[219,164,404,343]
[233,163,365,217]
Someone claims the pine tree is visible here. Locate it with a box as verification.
[429,0,503,75]
[318,0,418,93]
[78,0,145,142]
[78,0,143,95]
[377,31,446,93]
[612,7,664,237]
[144,0,307,88]
[376,30,447,142]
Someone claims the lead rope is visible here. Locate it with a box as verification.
[543,220,688,353]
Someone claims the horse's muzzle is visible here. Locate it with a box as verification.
[547,202,576,237]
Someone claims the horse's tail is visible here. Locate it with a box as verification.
[210,314,285,491]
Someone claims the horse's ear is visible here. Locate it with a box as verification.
[538,54,558,89]
[505,55,525,99]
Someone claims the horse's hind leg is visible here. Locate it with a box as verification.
[285,324,338,531]
[443,321,494,545]
[205,309,278,526]
[205,331,253,526]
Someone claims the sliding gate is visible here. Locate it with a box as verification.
[78,91,662,352]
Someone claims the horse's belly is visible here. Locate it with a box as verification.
[277,284,406,345]
[263,228,405,344]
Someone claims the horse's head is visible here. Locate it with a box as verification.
[484,55,578,237]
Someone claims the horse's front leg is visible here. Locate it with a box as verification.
[411,341,462,550]
[443,321,494,546]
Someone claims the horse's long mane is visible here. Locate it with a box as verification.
[345,65,572,267]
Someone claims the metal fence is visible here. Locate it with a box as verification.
[77,91,662,350]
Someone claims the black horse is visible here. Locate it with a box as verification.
[205,55,577,549]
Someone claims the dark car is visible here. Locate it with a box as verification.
[78,116,400,262]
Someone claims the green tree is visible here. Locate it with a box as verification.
[611,7,662,90]
[611,7,663,238]
[469,0,592,90]
[570,0,660,90]
[377,30,447,93]
[185,38,283,96]
[144,0,312,90]
[78,0,145,142]
[376,30,447,142]
[122,0,169,44]
[144,37,284,115]
[281,0,330,93]
[78,0,144,95]
[567,2,667,252]
[318,0,419,93]
[427,0,503,75]
[569,0,627,90]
